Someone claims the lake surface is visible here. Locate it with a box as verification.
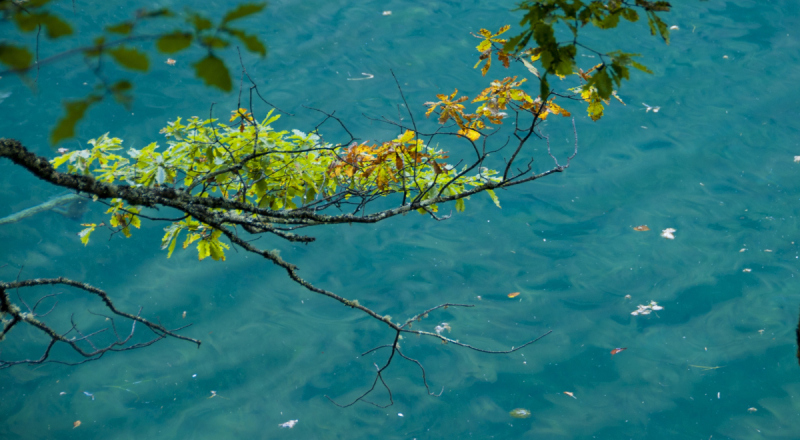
[2,1,799,439]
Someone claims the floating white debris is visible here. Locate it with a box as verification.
[661,228,676,240]
[434,323,451,335]
[631,301,663,316]
[643,102,660,113]
[279,420,298,429]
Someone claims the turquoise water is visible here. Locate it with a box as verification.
[2,0,800,438]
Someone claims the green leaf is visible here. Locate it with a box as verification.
[621,8,639,22]
[227,29,267,56]
[193,55,232,91]
[200,36,229,50]
[156,32,193,53]
[0,43,33,70]
[539,75,550,100]
[136,8,173,19]
[455,198,465,213]
[109,80,134,108]
[14,12,73,38]
[108,46,149,71]
[597,11,621,29]
[630,60,652,74]
[190,14,213,32]
[51,95,102,144]
[41,14,73,37]
[222,2,267,25]
[591,68,613,100]
[106,22,133,34]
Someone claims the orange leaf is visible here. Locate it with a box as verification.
[481,58,491,76]
[610,347,627,356]
[507,292,520,298]
[633,225,650,231]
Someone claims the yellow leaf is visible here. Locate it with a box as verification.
[51,154,72,169]
[521,57,539,77]
[547,101,571,117]
[486,189,501,208]
[167,234,178,258]
[78,224,96,246]
[457,128,480,141]
[197,240,211,260]
[495,25,510,36]
[587,100,604,121]
[183,233,201,249]
[397,130,415,144]
[481,59,491,76]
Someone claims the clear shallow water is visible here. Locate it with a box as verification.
[2,0,800,439]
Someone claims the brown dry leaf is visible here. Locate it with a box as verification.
[633,225,650,231]
[563,391,576,399]
[507,292,520,298]
[73,421,81,429]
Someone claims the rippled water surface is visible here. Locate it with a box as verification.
[2,1,800,439]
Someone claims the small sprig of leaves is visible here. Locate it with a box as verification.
[51,106,506,260]
[0,1,268,144]
[470,1,670,120]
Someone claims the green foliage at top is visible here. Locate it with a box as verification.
[0,0,268,144]
[473,0,670,121]
[52,109,501,261]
